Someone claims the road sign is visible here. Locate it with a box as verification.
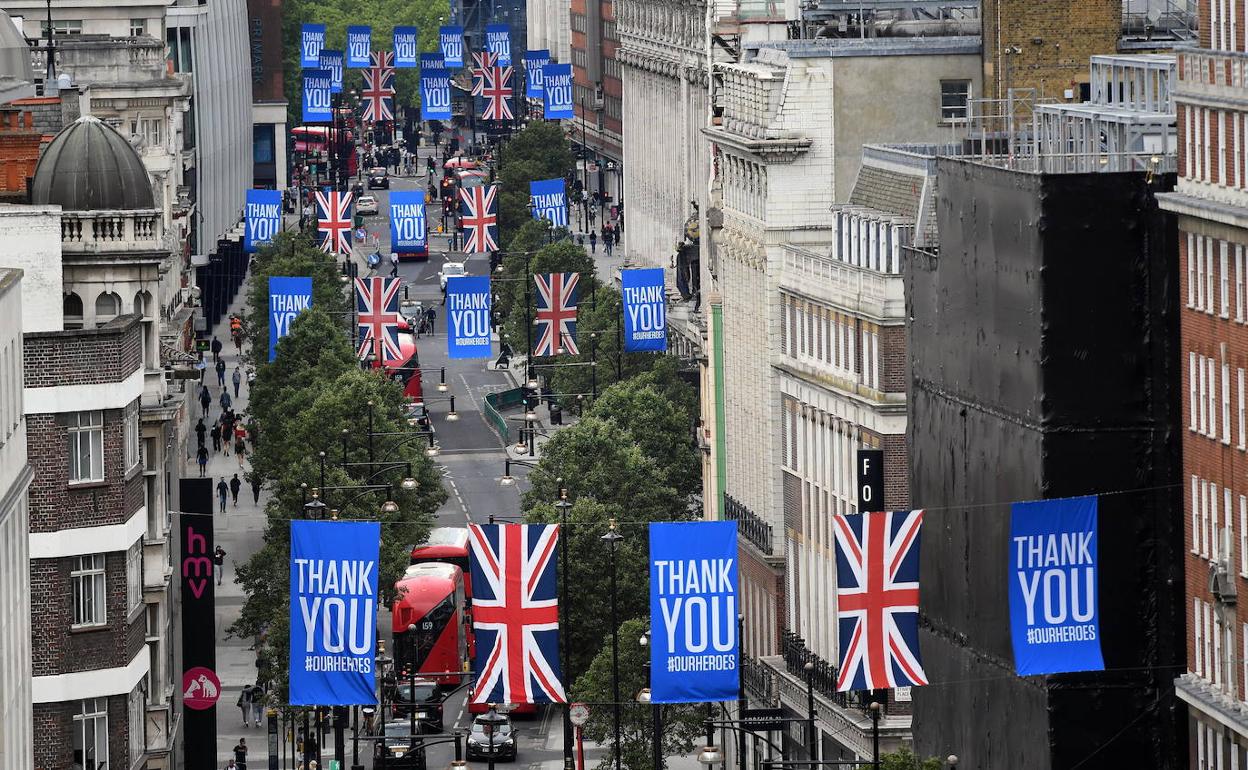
[569,702,590,726]
[739,707,784,733]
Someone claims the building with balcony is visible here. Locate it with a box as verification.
[1156,0,1248,761]
[570,0,623,203]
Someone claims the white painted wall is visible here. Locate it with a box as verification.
[0,206,64,333]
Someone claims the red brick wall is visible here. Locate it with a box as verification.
[880,323,906,393]
[30,553,144,678]
[0,108,40,199]
[34,695,130,770]
[23,316,143,389]
[739,544,784,655]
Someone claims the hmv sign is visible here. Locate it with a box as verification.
[180,478,217,770]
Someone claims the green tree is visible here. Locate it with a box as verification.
[586,374,699,498]
[570,618,709,770]
[499,240,597,359]
[496,121,575,235]
[879,748,944,770]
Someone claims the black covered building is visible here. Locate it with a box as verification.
[907,159,1185,768]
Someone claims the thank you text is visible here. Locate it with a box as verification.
[389,190,427,254]
[542,64,573,119]
[525,50,550,98]
[300,24,325,68]
[393,27,418,67]
[447,275,492,360]
[268,276,312,362]
[440,26,464,68]
[302,69,332,122]
[346,26,371,68]
[622,268,667,352]
[245,189,281,254]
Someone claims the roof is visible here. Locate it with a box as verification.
[0,11,33,84]
[30,115,154,211]
[745,34,982,59]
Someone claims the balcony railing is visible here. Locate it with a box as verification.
[724,494,773,553]
[742,654,779,706]
[780,629,890,714]
[60,210,165,254]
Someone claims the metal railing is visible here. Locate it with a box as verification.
[742,654,780,706]
[780,630,890,714]
[724,494,773,554]
[483,387,525,443]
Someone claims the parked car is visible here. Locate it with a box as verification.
[357,195,379,215]
[368,166,391,189]
[374,719,428,769]
[392,677,444,732]
[438,261,466,290]
[465,711,516,762]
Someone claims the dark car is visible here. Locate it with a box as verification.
[368,166,390,190]
[374,719,428,770]
[392,677,444,732]
[465,711,517,762]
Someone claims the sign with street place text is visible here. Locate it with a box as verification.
[1008,496,1104,676]
[648,521,739,703]
[289,520,380,705]
[446,275,492,359]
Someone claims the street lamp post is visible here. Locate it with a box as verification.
[804,661,817,763]
[638,632,663,770]
[601,519,623,770]
[554,483,575,770]
[868,703,880,770]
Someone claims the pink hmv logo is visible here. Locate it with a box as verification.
[183,666,221,710]
[183,525,212,599]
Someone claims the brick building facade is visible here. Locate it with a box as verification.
[26,316,149,770]
[979,0,1119,101]
[0,107,40,201]
[569,0,622,203]
[1158,0,1248,762]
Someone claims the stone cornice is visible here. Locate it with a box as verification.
[703,126,812,163]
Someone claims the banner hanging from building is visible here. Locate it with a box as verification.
[346,25,372,67]
[319,49,343,93]
[389,190,427,254]
[268,276,313,361]
[542,63,573,119]
[300,24,325,68]
[621,268,667,352]
[832,510,927,691]
[467,524,566,704]
[648,521,739,703]
[421,52,445,71]
[439,26,464,68]
[244,189,282,254]
[1008,496,1104,676]
[393,26,418,67]
[529,178,567,228]
[289,520,380,706]
[421,67,452,120]
[524,50,550,98]
[302,69,333,122]
[486,23,511,66]
[180,478,218,768]
[446,275,492,359]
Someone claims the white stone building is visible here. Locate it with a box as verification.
[528,0,571,63]
[0,268,32,770]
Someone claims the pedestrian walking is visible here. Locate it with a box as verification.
[249,472,263,504]
[232,366,242,398]
[234,430,247,468]
[199,385,211,418]
[247,683,264,726]
[390,251,400,278]
[210,422,222,452]
[196,445,209,477]
[605,236,614,257]
[229,473,242,507]
[220,390,232,413]
[213,545,226,585]
[195,418,206,449]
[217,478,228,513]
[233,737,248,770]
[231,315,243,353]
[589,231,597,254]
[211,336,223,363]
[215,358,226,387]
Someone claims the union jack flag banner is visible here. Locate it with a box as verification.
[458,184,499,253]
[832,509,927,692]
[471,50,498,96]
[315,190,353,255]
[362,52,395,122]
[354,276,403,364]
[480,64,514,121]
[468,523,565,705]
[533,272,579,357]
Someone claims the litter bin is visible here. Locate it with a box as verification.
[549,401,563,426]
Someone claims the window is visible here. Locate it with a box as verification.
[64,292,83,330]
[73,698,108,770]
[1197,235,1207,310]
[1222,241,1231,316]
[71,555,107,627]
[1206,602,1215,681]
[126,542,142,613]
[1192,352,1200,429]
[1226,487,1235,568]
[1239,368,1245,448]
[42,19,83,35]
[1210,357,1219,438]
[1200,355,1209,434]
[1213,482,1221,562]
[1238,245,1246,321]
[1203,480,1212,557]
[125,407,139,472]
[1195,476,1203,555]
[1224,359,1232,442]
[166,27,193,73]
[1197,599,1205,676]
[130,18,146,36]
[128,684,146,760]
[146,604,163,702]
[69,411,104,482]
[1240,495,1247,576]
[129,117,161,148]
[1216,608,1224,686]
[940,80,971,122]
[1209,237,1218,315]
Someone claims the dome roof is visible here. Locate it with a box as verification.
[31,116,154,211]
[0,11,34,84]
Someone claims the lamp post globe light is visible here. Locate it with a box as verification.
[601,519,624,770]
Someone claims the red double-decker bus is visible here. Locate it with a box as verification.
[410,527,471,597]
[392,563,471,687]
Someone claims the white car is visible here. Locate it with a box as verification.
[357,195,379,215]
[439,261,466,290]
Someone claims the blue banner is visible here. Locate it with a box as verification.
[529,178,567,228]
[446,276,492,359]
[622,268,667,352]
[421,68,452,120]
[421,52,445,71]
[542,64,573,119]
[649,521,739,703]
[439,26,464,68]
[268,276,313,362]
[289,520,380,705]
[319,49,343,93]
[302,69,333,122]
[245,190,282,254]
[393,27,418,67]
[524,50,550,98]
[300,24,325,68]
[486,24,511,66]
[389,190,427,254]
[346,26,371,67]
[1009,496,1104,676]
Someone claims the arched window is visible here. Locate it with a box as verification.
[95,292,122,326]
[64,292,83,330]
